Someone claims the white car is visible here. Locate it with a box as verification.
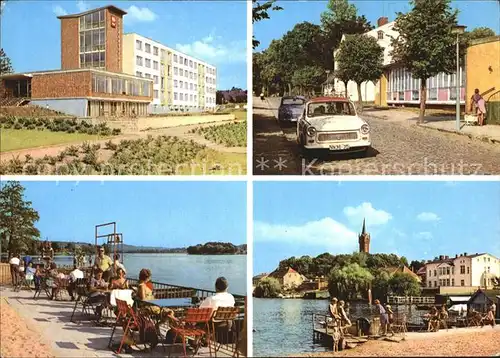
[296,97,371,154]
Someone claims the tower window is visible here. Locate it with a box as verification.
[378,31,384,40]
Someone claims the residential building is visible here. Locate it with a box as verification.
[268,267,305,290]
[466,36,500,123]
[299,276,328,291]
[328,16,466,107]
[122,33,217,112]
[0,5,153,117]
[424,252,500,290]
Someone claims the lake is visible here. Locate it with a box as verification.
[48,253,246,296]
[253,298,421,357]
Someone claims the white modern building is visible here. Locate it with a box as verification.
[424,252,500,290]
[327,17,465,107]
[122,33,217,113]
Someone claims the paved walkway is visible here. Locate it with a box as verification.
[363,108,500,144]
[0,286,227,357]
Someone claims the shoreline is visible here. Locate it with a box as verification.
[293,326,500,357]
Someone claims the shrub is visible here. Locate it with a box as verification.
[112,128,121,135]
[65,145,80,157]
[254,278,282,298]
[13,123,22,130]
[104,140,117,151]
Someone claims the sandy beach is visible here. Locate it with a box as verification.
[0,298,55,358]
[297,327,500,357]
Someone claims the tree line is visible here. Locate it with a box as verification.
[187,242,247,255]
[253,0,496,118]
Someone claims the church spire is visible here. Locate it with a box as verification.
[361,218,366,235]
[359,218,370,254]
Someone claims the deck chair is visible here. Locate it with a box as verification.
[70,278,98,323]
[170,308,214,358]
[211,307,240,357]
[53,277,70,301]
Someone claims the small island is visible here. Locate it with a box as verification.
[187,242,247,255]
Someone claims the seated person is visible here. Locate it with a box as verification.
[89,269,109,318]
[136,269,174,322]
[110,268,129,289]
[112,254,126,275]
[25,262,36,280]
[68,265,84,301]
[199,277,235,313]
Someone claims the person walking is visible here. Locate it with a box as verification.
[470,89,487,126]
[374,299,389,335]
[9,254,20,288]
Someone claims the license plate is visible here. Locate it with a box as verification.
[329,144,350,151]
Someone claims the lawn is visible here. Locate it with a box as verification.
[1,129,108,152]
[177,150,246,175]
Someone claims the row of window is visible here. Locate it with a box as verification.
[92,74,151,97]
[79,28,105,54]
[136,56,160,70]
[388,67,465,99]
[429,265,470,277]
[79,10,105,31]
[172,93,215,103]
[80,52,105,69]
[174,80,198,91]
[136,40,160,56]
[135,72,160,85]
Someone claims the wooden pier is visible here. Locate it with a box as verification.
[387,296,435,305]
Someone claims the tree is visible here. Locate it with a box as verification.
[388,272,421,296]
[327,263,373,300]
[292,66,325,95]
[0,181,40,257]
[0,48,13,75]
[391,0,459,123]
[371,269,391,302]
[336,34,384,110]
[252,0,283,49]
[320,0,373,70]
[410,260,425,272]
[254,277,282,298]
[464,27,496,43]
[335,68,351,97]
[51,241,60,252]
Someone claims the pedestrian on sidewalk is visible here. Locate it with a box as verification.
[470,89,487,126]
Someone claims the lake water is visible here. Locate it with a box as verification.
[48,253,246,296]
[253,298,420,357]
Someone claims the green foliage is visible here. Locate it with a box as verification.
[464,27,496,43]
[371,269,391,301]
[0,117,121,136]
[336,34,384,109]
[291,65,325,94]
[328,263,373,300]
[388,272,422,296]
[0,181,40,256]
[194,122,246,147]
[254,277,282,298]
[391,0,458,121]
[187,242,245,255]
[252,0,283,49]
[0,48,14,74]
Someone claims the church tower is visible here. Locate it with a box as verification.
[358,218,370,253]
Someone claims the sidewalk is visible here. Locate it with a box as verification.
[363,108,500,145]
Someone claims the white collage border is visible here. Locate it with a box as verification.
[2,1,500,356]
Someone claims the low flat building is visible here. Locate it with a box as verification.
[0,69,152,117]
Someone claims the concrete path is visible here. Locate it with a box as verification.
[363,108,500,144]
[1,119,245,162]
[1,286,229,357]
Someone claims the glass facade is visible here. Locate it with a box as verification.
[92,74,152,97]
[79,9,106,69]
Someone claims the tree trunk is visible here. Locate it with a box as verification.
[343,81,348,98]
[419,80,427,124]
[357,83,363,113]
[287,83,292,96]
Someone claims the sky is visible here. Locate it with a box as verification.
[13,181,246,247]
[254,0,500,51]
[0,0,247,90]
[253,181,500,274]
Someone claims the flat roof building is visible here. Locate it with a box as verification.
[122,33,217,112]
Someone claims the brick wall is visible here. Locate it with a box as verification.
[32,72,92,98]
[106,8,123,73]
[61,18,80,70]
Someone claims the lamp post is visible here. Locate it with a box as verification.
[452,25,466,131]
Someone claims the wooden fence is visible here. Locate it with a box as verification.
[0,263,12,285]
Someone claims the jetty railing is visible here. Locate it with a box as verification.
[387,296,435,305]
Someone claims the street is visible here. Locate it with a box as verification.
[253,97,500,175]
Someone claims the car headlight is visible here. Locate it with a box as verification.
[307,126,316,137]
[361,124,370,135]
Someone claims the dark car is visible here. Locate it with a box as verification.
[278,96,306,123]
